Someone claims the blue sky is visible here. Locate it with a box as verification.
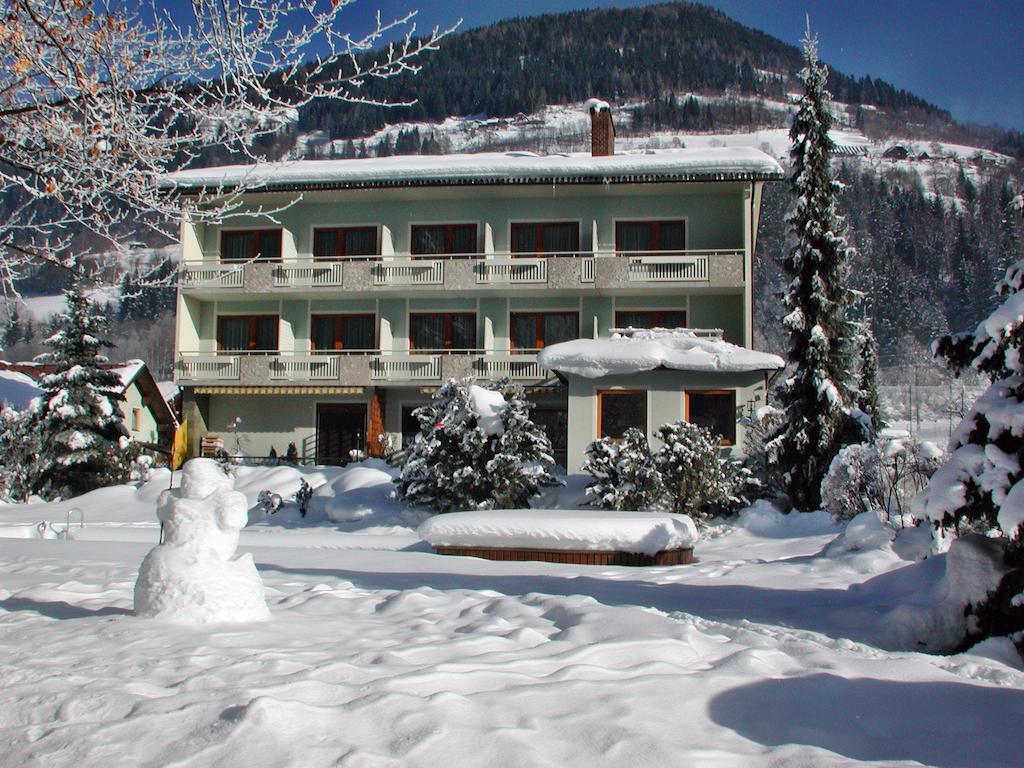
[347,0,1023,130]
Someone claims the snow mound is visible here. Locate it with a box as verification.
[309,459,402,523]
[418,509,699,555]
[537,329,784,378]
[469,385,506,436]
[826,512,895,556]
[0,369,43,409]
[134,459,269,623]
[736,500,838,537]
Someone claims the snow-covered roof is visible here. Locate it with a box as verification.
[537,329,785,378]
[109,359,145,390]
[0,369,43,410]
[161,147,784,192]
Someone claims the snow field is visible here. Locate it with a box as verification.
[0,466,1022,766]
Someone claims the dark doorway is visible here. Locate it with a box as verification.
[532,405,569,470]
[316,403,367,465]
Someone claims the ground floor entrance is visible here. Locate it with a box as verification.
[316,403,367,465]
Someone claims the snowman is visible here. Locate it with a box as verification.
[134,458,269,623]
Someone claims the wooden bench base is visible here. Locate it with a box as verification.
[433,545,694,566]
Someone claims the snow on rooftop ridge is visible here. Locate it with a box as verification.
[161,147,784,190]
[584,98,611,113]
[537,329,785,378]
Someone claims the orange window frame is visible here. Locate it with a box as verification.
[510,222,580,255]
[312,226,380,260]
[408,312,477,351]
[309,314,376,351]
[410,224,478,256]
[684,389,737,445]
[614,309,688,329]
[220,229,282,262]
[614,220,686,253]
[216,315,279,351]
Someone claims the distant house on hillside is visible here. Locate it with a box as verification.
[883,145,910,160]
[0,359,177,451]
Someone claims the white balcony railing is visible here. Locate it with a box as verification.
[372,259,444,286]
[272,262,344,288]
[177,354,240,380]
[268,355,340,381]
[180,266,244,289]
[627,254,709,282]
[370,354,441,380]
[475,354,547,381]
[475,257,548,284]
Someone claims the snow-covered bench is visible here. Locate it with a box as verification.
[417,509,698,566]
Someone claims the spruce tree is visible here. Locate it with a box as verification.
[581,428,662,511]
[767,24,861,511]
[395,378,557,513]
[856,321,888,434]
[33,284,130,499]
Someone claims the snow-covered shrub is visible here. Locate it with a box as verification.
[821,443,885,521]
[879,436,942,522]
[395,378,557,513]
[130,454,154,485]
[654,420,748,522]
[285,442,299,465]
[257,489,283,515]
[581,428,662,511]
[294,480,314,517]
[742,404,786,497]
[0,406,42,501]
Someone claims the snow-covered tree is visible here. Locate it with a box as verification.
[767,25,862,511]
[654,421,748,522]
[395,379,557,513]
[856,322,888,434]
[32,285,130,499]
[0,407,43,501]
[915,253,1024,653]
[0,0,454,291]
[581,428,662,511]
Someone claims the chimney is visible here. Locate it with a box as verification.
[586,99,614,157]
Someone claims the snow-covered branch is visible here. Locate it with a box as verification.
[0,0,457,292]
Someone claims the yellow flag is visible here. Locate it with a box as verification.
[171,420,189,470]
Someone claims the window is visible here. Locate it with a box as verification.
[614,310,688,329]
[686,390,737,445]
[511,222,580,256]
[598,390,646,439]
[411,224,477,256]
[410,313,476,351]
[217,315,279,352]
[313,227,379,260]
[310,315,375,351]
[510,312,579,349]
[131,408,142,432]
[615,220,686,255]
[220,230,282,262]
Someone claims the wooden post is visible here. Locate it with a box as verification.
[367,388,386,457]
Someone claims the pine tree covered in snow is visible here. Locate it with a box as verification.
[0,407,43,501]
[856,322,888,434]
[581,428,662,511]
[395,378,557,513]
[768,26,862,511]
[915,253,1024,653]
[655,421,748,522]
[32,285,130,500]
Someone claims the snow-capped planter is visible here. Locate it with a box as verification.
[418,509,699,566]
[134,459,270,623]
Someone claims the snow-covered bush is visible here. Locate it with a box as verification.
[822,437,942,523]
[395,378,557,513]
[581,428,662,511]
[285,442,300,465]
[742,404,786,497]
[0,406,42,502]
[130,454,154,485]
[257,489,283,515]
[294,480,314,517]
[821,443,885,521]
[654,421,748,522]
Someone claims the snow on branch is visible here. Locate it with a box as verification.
[0,0,458,292]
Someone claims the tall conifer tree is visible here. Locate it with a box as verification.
[768,23,860,511]
[33,284,129,499]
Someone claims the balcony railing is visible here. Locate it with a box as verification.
[475,257,548,284]
[180,266,244,289]
[370,354,442,380]
[176,354,240,380]
[268,354,340,380]
[627,253,709,282]
[272,262,344,288]
[474,352,548,380]
[372,259,444,286]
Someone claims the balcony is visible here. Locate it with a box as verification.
[474,353,548,380]
[180,265,245,289]
[272,262,344,288]
[372,259,444,286]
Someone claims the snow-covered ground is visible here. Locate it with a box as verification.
[1,464,1022,767]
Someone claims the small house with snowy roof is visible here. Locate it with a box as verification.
[165,102,784,469]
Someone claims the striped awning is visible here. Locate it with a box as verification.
[194,386,365,395]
